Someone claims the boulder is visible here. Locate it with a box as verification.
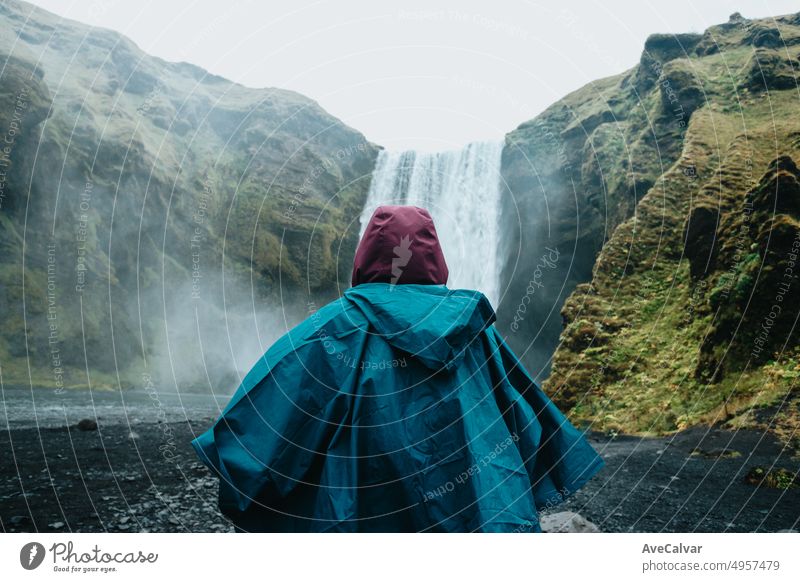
[540,511,600,533]
[76,419,98,431]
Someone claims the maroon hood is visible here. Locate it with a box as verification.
[351,205,449,287]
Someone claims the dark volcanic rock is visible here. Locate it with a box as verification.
[749,156,800,215]
[76,418,98,431]
[658,60,705,121]
[684,203,720,278]
[697,156,800,379]
[740,48,800,92]
[747,25,785,48]
[636,33,703,92]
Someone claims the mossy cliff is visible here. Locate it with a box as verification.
[498,29,708,377]
[0,0,378,388]
[524,12,800,448]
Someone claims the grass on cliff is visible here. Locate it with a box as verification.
[549,88,800,446]
[567,257,799,445]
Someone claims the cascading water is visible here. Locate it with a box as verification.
[359,141,505,306]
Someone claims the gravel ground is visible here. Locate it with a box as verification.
[546,425,800,532]
[1,416,798,533]
[1,419,231,532]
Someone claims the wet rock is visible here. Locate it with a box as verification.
[76,419,98,431]
[541,511,600,533]
[8,515,31,526]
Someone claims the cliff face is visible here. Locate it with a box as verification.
[535,12,800,445]
[0,0,378,389]
[497,30,704,378]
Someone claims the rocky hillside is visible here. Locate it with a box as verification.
[0,0,378,389]
[498,29,709,377]
[524,12,800,449]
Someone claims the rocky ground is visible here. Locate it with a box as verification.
[1,416,797,533]
[0,418,231,533]
[545,425,799,532]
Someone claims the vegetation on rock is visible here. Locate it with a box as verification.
[537,12,800,452]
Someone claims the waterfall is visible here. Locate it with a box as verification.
[359,141,505,306]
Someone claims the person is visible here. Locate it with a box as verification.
[192,205,603,532]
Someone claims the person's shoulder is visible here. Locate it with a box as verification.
[299,296,368,339]
[228,296,367,405]
[268,296,366,359]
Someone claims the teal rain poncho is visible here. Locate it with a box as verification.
[192,206,603,532]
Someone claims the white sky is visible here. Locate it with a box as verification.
[25,0,800,151]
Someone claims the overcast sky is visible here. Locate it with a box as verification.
[25,0,800,151]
